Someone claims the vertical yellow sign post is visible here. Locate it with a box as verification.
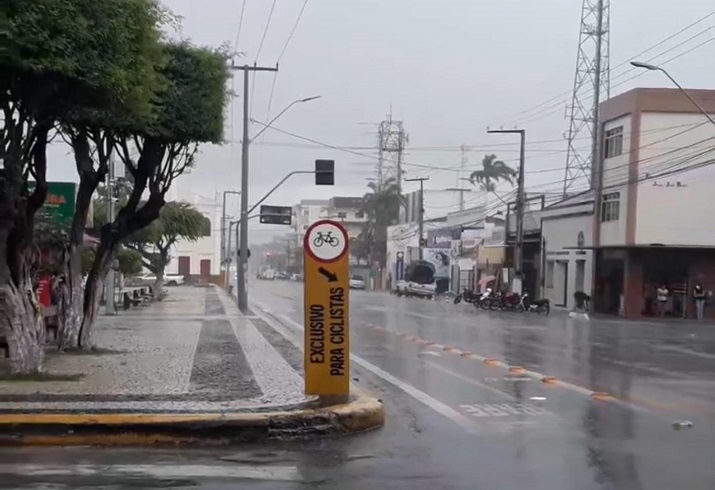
[303,220,350,396]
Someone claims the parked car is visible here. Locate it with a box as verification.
[349,274,366,290]
[396,261,437,299]
[134,272,185,287]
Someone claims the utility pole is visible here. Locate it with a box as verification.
[444,188,472,211]
[405,177,429,260]
[487,129,525,292]
[105,151,116,315]
[232,63,278,311]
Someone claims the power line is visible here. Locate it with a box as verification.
[255,0,278,61]
[506,11,715,124]
[233,0,249,52]
[278,0,309,62]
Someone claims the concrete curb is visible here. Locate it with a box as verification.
[0,396,385,446]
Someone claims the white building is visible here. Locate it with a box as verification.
[292,199,329,238]
[541,192,594,310]
[326,196,367,239]
[163,188,221,279]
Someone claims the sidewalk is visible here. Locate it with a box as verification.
[0,286,383,445]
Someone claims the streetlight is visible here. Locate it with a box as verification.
[237,94,321,311]
[630,61,715,126]
[250,96,321,143]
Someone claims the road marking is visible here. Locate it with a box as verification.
[423,360,517,399]
[459,403,548,418]
[0,464,303,482]
[256,309,480,434]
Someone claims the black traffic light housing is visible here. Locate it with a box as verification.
[315,159,334,186]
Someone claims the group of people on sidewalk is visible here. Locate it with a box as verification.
[652,281,711,320]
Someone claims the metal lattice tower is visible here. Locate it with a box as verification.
[563,0,610,196]
[377,115,408,191]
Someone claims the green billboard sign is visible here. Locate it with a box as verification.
[29,181,77,227]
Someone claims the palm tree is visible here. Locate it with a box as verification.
[469,154,516,191]
[360,177,405,266]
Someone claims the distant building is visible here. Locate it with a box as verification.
[164,188,219,280]
[326,196,367,239]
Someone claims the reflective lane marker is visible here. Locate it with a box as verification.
[272,313,481,434]
[508,366,525,374]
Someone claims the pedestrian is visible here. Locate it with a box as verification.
[693,280,707,321]
[656,283,669,317]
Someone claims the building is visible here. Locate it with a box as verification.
[592,87,715,318]
[292,199,329,237]
[541,192,594,310]
[326,196,367,239]
[164,189,220,280]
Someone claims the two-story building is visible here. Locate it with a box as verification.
[592,87,715,318]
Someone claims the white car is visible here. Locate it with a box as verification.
[396,280,436,298]
[349,274,366,290]
[137,273,185,287]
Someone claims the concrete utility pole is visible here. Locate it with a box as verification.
[232,63,278,312]
[405,177,429,260]
[220,190,240,270]
[105,151,116,316]
[487,129,525,291]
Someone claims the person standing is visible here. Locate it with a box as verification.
[656,283,669,318]
[693,281,707,320]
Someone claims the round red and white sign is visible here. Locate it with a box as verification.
[304,220,349,263]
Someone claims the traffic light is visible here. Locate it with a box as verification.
[315,159,334,186]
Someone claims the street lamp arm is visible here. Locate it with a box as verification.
[249,96,321,143]
[246,170,315,216]
[630,61,715,127]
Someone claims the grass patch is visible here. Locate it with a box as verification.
[0,372,84,382]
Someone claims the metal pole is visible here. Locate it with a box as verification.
[405,177,429,260]
[589,0,605,186]
[221,191,227,267]
[225,221,233,289]
[515,130,526,278]
[105,151,116,315]
[237,66,250,310]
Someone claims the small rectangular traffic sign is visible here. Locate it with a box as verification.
[303,219,350,396]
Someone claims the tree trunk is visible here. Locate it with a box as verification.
[56,247,84,350]
[0,224,45,374]
[77,239,115,350]
[153,268,164,302]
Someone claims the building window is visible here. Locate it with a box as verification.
[603,126,623,159]
[303,225,309,231]
[302,209,309,216]
[600,192,620,222]
[545,261,554,288]
[200,216,211,236]
[337,211,347,219]
[355,211,365,219]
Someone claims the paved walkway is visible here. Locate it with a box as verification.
[0,286,312,413]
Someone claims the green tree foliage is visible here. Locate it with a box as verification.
[360,177,405,266]
[469,154,516,192]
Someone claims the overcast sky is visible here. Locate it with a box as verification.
[46,0,714,240]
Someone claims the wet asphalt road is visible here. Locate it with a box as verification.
[3,280,715,489]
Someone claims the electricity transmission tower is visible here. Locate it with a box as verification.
[563,0,610,196]
[377,115,408,191]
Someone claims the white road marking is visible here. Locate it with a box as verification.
[0,464,302,482]
[218,293,304,401]
[251,304,480,434]
[423,360,517,399]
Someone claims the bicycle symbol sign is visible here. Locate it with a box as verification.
[304,220,349,263]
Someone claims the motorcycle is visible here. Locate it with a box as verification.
[453,289,479,305]
[474,288,494,309]
[518,293,550,315]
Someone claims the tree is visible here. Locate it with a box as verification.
[54,0,164,350]
[74,43,229,349]
[361,177,405,267]
[126,202,206,300]
[469,154,516,192]
[1,0,161,372]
